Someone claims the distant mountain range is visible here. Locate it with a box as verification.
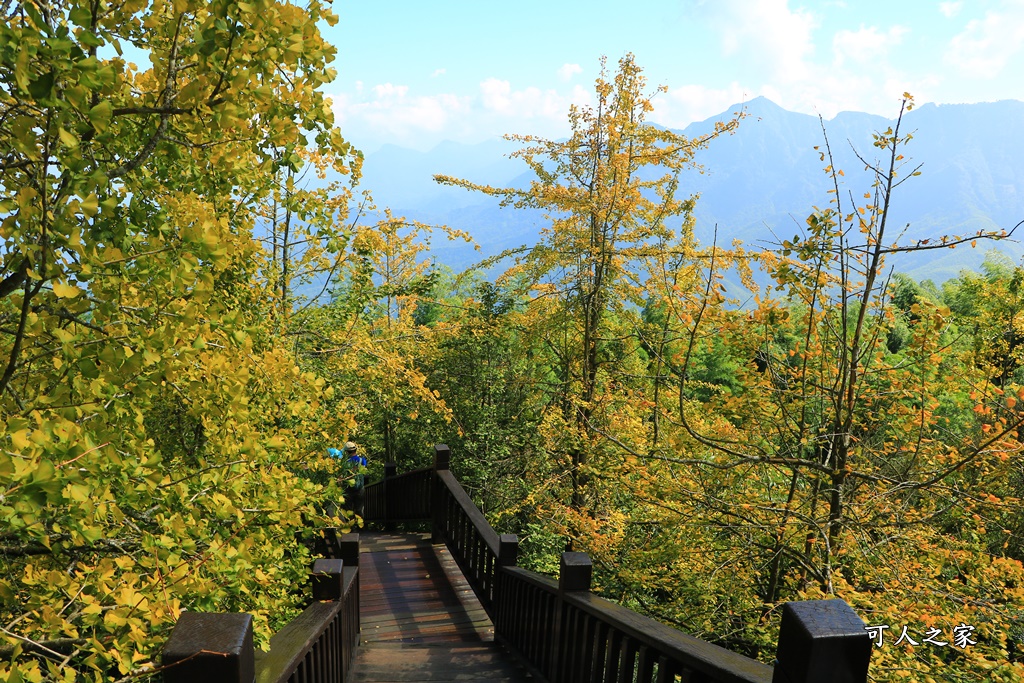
[349,97,1024,283]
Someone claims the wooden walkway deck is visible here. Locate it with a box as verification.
[350,532,533,682]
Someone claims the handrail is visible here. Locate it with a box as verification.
[161,531,361,683]
[363,465,432,524]
[494,566,559,675]
[561,586,773,683]
[436,469,501,556]
[366,445,874,683]
[256,567,359,683]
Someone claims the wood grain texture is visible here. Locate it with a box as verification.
[350,532,533,682]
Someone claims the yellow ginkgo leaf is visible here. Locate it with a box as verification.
[53,281,82,298]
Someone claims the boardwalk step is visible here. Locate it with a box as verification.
[353,532,532,681]
[350,644,533,681]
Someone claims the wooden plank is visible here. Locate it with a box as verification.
[350,533,534,681]
[357,532,495,645]
[350,644,532,682]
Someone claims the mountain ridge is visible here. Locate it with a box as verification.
[348,98,1024,281]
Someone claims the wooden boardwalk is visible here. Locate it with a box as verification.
[350,532,533,682]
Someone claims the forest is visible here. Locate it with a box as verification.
[1,1,1023,682]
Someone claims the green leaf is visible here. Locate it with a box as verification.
[88,101,113,133]
[68,6,91,26]
[14,49,30,92]
[27,71,55,100]
[79,30,104,49]
[31,459,55,485]
[58,127,79,149]
[77,358,99,379]
[176,79,203,106]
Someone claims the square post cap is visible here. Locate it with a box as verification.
[311,558,345,601]
[162,612,254,683]
[559,552,592,592]
[339,532,360,567]
[498,534,519,566]
[773,599,871,683]
[433,444,451,471]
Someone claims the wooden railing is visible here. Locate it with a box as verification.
[364,444,873,683]
[363,462,432,524]
[160,531,360,683]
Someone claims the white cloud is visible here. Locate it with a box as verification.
[710,0,818,83]
[557,63,583,82]
[678,1,935,123]
[653,83,751,128]
[939,1,962,18]
[480,78,588,119]
[946,2,1024,77]
[330,77,591,151]
[334,82,472,142]
[431,68,446,78]
[373,83,408,99]
[833,25,908,67]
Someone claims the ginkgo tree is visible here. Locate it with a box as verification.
[291,211,473,470]
[0,0,362,680]
[645,97,1024,679]
[436,53,739,519]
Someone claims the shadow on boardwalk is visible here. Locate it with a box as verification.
[351,532,533,682]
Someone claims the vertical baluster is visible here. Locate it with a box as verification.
[566,606,584,683]
[654,655,674,683]
[476,534,484,588]
[488,548,496,604]
[509,577,524,655]
[343,599,353,679]
[591,621,610,683]
[383,462,396,531]
[636,644,654,683]
[511,577,523,650]
[533,585,544,669]
[456,505,464,555]
[536,590,546,676]
[327,620,336,683]
[602,630,623,683]
[578,614,598,683]
[617,636,638,683]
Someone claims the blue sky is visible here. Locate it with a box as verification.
[325,0,1024,153]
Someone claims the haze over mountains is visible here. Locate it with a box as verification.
[352,97,1024,283]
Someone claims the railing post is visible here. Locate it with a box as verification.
[162,613,255,683]
[339,533,361,633]
[772,599,871,683]
[384,461,397,531]
[493,534,519,641]
[338,532,360,567]
[550,552,591,683]
[431,444,450,543]
[497,534,519,567]
[311,558,345,601]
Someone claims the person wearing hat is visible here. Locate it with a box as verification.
[344,441,367,469]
